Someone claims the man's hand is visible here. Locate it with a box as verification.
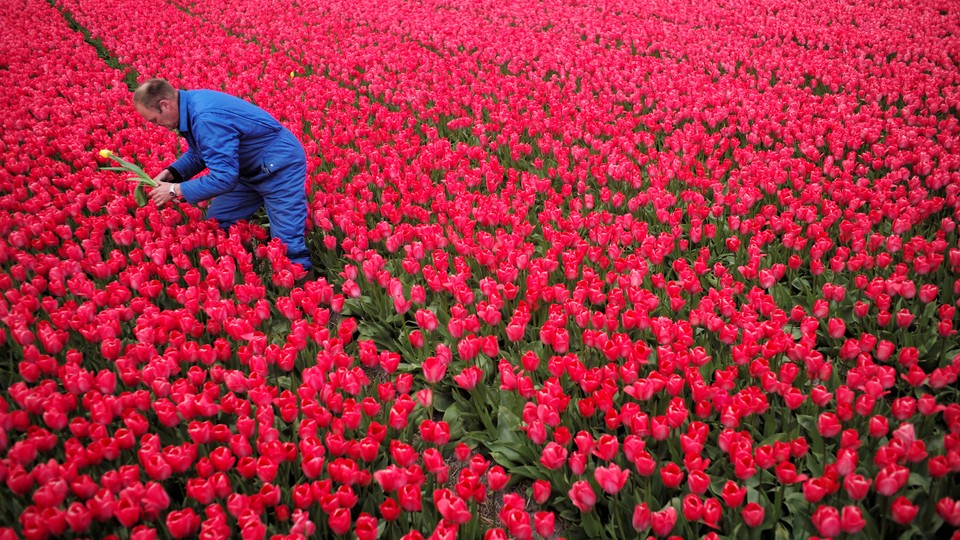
[149,181,180,206]
[152,169,174,185]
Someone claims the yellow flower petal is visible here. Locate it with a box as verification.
[99,149,112,158]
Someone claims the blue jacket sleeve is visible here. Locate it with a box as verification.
[168,146,206,183]
[178,115,242,203]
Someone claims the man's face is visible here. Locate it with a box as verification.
[135,98,178,130]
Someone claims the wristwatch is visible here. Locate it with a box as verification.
[168,184,179,199]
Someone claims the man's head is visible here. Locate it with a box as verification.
[133,79,179,130]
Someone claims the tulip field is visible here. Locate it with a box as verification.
[4,0,960,537]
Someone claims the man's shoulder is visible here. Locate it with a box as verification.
[186,89,244,109]
[184,89,279,130]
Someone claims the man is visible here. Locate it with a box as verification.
[134,78,313,276]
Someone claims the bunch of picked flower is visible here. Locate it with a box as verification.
[99,149,156,206]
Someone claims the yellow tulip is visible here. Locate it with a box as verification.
[99,149,112,158]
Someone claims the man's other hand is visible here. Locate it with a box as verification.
[149,181,180,206]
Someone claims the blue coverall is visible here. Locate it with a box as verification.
[165,90,312,271]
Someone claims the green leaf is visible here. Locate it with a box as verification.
[487,443,529,469]
[796,414,825,474]
[508,465,549,481]
[442,403,467,441]
[472,393,495,435]
[783,492,807,518]
[861,501,881,539]
[604,518,621,539]
[431,391,453,412]
[907,472,931,492]
[496,404,522,441]
[101,164,154,184]
[105,153,149,177]
[582,511,604,539]
[134,184,149,207]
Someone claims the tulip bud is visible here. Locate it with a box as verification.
[741,502,764,527]
[891,496,919,525]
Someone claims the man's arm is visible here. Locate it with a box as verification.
[166,146,206,183]
[177,115,242,203]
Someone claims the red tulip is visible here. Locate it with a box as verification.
[811,505,840,537]
[500,508,531,539]
[65,502,92,534]
[592,434,619,460]
[567,481,596,512]
[355,513,378,540]
[827,318,846,338]
[373,465,407,492]
[422,356,446,383]
[741,502,765,527]
[523,481,550,510]
[688,469,711,494]
[651,506,677,537]
[594,463,630,494]
[112,494,141,528]
[875,464,909,496]
[397,484,422,512]
[938,498,960,530]
[453,366,482,390]
[487,466,510,491]
[817,412,842,438]
[895,309,914,328]
[408,330,424,349]
[891,496,919,525]
[532,511,554,537]
[378,497,401,521]
[434,489,472,523]
[660,462,684,488]
[165,508,200,539]
[539,442,568,470]
[840,505,866,534]
[414,309,439,331]
[328,507,352,535]
[682,493,703,522]
[721,480,746,508]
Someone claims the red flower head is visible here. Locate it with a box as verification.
[434,489,472,524]
[811,505,840,538]
[594,463,630,494]
[721,481,745,509]
[533,511,555,537]
[660,462,684,489]
[840,505,866,534]
[939,498,960,530]
[567,480,596,512]
[682,494,703,522]
[891,496,919,525]
[165,508,200,539]
[651,506,677,537]
[415,309,439,332]
[532,480,551,504]
[875,464,909,496]
[422,356,446,383]
[398,484,422,512]
[741,502,764,528]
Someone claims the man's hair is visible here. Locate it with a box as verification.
[133,79,177,112]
